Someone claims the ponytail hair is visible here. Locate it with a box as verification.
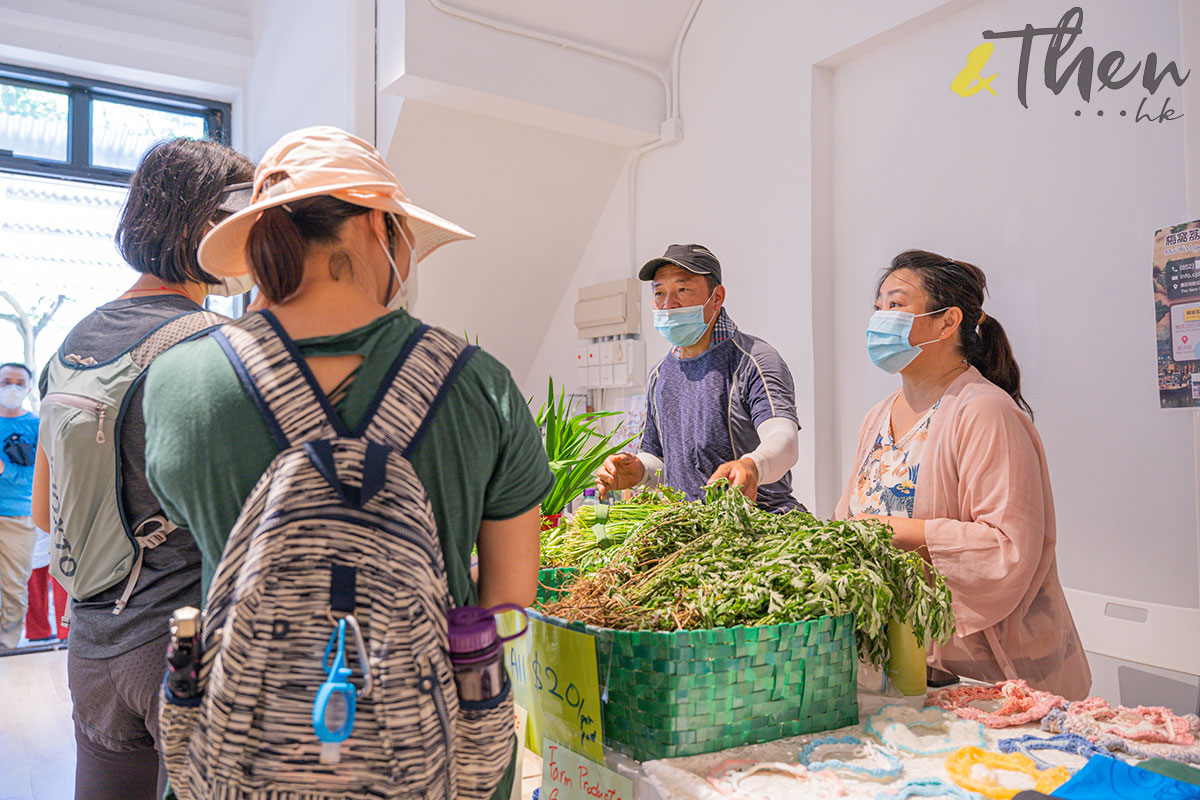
[970,313,1030,416]
[880,249,1033,416]
[245,183,372,304]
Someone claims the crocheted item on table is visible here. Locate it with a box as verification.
[1098,734,1200,766]
[873,777,977,799]
[706,759,849,799]
[944,746,1072,800]
[864,704,987,756]
[925,679,1067,728]
[1042,706,1200,763]
[1055,697,1197,745]
[797,735,904,781]
[1043,706,1094,738]
[997,732,1114,772]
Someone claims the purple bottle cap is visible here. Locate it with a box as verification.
[447,606,499,654]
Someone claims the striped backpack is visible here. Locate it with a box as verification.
[160,311,515,800]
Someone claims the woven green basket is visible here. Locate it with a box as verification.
[530,567,859,762]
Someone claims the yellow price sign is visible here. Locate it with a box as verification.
[499,612,602,762]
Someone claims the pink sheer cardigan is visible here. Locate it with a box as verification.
[835,367,1092,699]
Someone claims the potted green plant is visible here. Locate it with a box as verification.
[533,377,636,527]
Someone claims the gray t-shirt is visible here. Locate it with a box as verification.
[40,295,208,658]
[641,313,802,512]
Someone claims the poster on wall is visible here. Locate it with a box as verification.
[1155,219,1200,408]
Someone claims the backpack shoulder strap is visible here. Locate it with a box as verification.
[212,310,342,450]
[128,310,226,368]
[362,325,477,458]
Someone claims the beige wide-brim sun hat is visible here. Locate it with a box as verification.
[199,125,474,278]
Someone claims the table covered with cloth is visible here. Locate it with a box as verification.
[626,674,1200,800]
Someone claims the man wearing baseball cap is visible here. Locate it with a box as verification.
[596,244,802,511]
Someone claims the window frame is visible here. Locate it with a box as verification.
[0,63,231,186]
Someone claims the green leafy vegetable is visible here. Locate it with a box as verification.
[540,483,955,668]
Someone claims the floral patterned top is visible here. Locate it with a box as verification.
[848,399,940,518]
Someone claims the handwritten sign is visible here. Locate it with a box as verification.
[541,740,634,800]
[499,612,603,762]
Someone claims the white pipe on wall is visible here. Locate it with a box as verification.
[629,0,703,275]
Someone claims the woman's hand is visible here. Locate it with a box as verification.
[852,513,928,557]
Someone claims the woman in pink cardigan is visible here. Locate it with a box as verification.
[835,250,1091,699]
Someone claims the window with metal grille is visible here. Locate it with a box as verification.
[0,63,230,184]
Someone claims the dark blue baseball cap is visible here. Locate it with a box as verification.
[639,243,722,283]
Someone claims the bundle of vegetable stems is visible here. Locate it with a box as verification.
[540,485,685,569]
[540,483,955,668]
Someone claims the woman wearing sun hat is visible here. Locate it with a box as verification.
[142,126,552,799]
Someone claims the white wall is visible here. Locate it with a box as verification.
[245,0,374,158]
[827,0,1196,607]
[381,101,627,384]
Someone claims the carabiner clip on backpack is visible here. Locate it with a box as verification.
[314,613,371,764]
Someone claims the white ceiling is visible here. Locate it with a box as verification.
[447,0,698,66]
[0,0,253,54]
[97,0,253,39]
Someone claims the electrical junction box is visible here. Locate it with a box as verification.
[576,339,644,389]
[573,278,640,339]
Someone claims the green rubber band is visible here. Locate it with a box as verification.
[592,523,611,548]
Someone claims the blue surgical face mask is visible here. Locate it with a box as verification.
[653,291,716,348]
[866,308,948,373]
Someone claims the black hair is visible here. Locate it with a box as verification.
[878,249,1032,416]
[0,363,31,379]
[245,190,373,304]
[116,138,255,284]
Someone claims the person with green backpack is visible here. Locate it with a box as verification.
[31,138,254,800]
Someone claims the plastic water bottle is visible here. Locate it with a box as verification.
[447,604,527,702]
[581,487,598,505]
[166,606,202,699]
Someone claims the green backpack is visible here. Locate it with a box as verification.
[40,310,223,616]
